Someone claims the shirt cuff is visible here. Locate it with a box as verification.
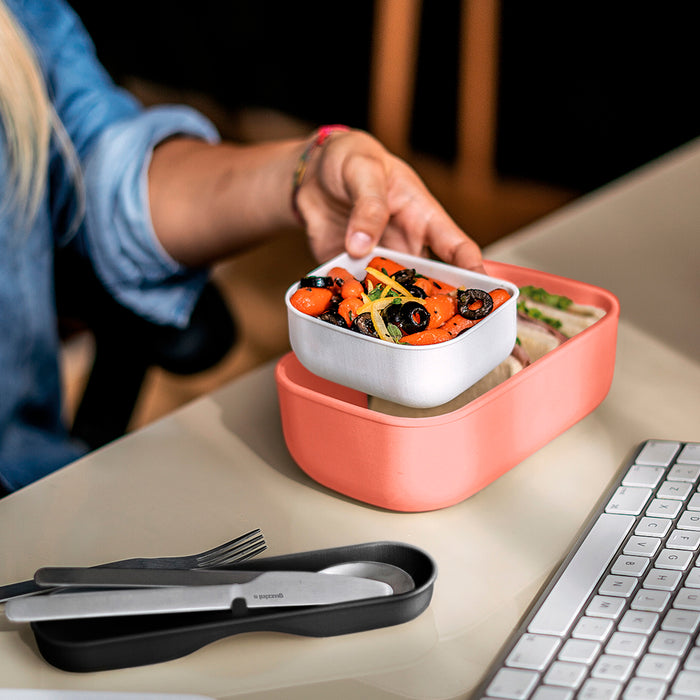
[81,104,221,328]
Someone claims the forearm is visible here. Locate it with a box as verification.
[148,136,306,267]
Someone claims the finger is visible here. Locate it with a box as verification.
[423,209,484,272]
[342,155,391,257]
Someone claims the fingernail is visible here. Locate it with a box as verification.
[348,231,372,256]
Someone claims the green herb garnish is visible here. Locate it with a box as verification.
[367,285,384,301]
[387,323,403,341]
[517,301,563,330]
[519,286,573,310]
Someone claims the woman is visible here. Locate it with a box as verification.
[0,0,483,493]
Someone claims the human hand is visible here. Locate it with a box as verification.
[294,128,484,272]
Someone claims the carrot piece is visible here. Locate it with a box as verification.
[423,294,458,329]
[290,287,334,317]
[367,256,404,276]
[340,278,364,299]
[364,256,405,287]
[442,314,477,337]
[338,297,363,326]
[400,328,452,345]
[428,277,457,294]
[412,277,435,296]
[327,266,355,289]
[489,287,511,310]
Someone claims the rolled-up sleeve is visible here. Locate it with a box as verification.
[81,106,219,327]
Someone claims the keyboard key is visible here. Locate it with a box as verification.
[578,678,622,699]
[631,588,671,612]
[623,466,665,488]
[666,529,700,550]
[623,536,661,557]
[636,653,680,680]
[591,654,635,681]
[646,499,683,519]
[677,511,700,530]
[648,630,691,657]
[675,588,700,611]
[543,661,587,688]
[655,548,694,570]
[572,616,614,641]
[486,667,540,699]
[558,638,600,664]
[672,670,700,697]
[643,568,683,591]
[606,487,653,515]
[686,569,700,588]
[506,634,561,670]
[599,575,637,597]
[605,632,646,658]
[635,517,672,537]
[531,688,574,700]
[667,464,700,482]
[528,514,634,636]
[636,441,680,466]
[611,555,650,577]
[622,678,667,700]
[662,609,700,634]
[657,481,693,500]
[686,494,700,511]
[678,443,700,465]
[617,609,658,634]
[586,595,627,619]
[685,648,700,671]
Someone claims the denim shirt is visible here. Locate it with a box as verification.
[0,0,219,491]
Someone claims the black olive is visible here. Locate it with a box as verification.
[328,294,343,312]
[299,275,333,289]
[318,311,347,328]
[351,313,379,337]
[382,302,403,328]
[407,284,427,299]
[398,301,430,333]
[391,268,416,287]
[457,289,494,320]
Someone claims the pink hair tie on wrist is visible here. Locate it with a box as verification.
[291,124,350,224]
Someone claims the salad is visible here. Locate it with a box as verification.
[290,255,511,346]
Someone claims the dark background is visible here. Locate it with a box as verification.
[69,1,699,194]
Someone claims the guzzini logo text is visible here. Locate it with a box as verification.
[254,592,285,599]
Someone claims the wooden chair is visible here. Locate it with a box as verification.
[369,0,578,247]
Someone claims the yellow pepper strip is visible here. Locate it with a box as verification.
[371,304,395,342]
[365,267,415,298]
[357,296,398,315]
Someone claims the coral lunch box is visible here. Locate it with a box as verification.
[276,260,620,512]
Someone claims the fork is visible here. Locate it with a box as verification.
[0,528,266,603]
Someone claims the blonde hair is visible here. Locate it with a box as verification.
[0,0,82,228]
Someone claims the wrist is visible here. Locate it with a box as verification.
[290,124,350,225]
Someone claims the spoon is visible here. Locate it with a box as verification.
[320,561,415,595]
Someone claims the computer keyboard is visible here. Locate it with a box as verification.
[474,439,700,700]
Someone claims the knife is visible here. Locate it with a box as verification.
[5,571,392,622]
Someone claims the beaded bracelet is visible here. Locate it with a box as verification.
[291,124,350,224]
